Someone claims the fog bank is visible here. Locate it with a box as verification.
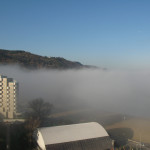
[0,65,150,117]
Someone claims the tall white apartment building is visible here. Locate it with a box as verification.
[0,75,18,119]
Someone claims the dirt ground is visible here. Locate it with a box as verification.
[106,118,150,143]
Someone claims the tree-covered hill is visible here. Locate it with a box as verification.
[0,49,86,69]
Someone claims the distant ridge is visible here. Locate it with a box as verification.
[0,49,97,69]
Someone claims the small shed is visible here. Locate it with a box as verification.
[34,122,113,150]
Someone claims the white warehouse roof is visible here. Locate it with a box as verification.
[36,122,109,150]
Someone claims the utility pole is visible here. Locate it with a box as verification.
[140,132,141,150]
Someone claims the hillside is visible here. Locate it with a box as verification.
[0,49,87,69]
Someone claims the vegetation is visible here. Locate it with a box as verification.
[108,128,134,147]
[0,122,6,150]
[0,113,4,121]
[7,121,38,150]
[25,98,53,126]
[2,104,148,150]
[0,49,84,69]
[0,98,53,150]
[106,118,150,143]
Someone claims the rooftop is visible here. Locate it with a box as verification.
[38,122,109,145]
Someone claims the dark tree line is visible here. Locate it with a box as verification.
[0,98,53,150]
[0,98,74,150]
[0,49,83,69]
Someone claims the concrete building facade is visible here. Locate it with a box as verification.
[0,75,18,119]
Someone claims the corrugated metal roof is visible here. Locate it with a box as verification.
[38,122,109,145]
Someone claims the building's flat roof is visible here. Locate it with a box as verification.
[38,122,109,145]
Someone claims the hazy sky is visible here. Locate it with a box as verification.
[0,0,150,69]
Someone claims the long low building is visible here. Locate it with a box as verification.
[34,122,114,150]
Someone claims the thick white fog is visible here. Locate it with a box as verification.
[0,65,150,117]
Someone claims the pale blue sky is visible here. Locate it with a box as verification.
[0,0,150,69]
